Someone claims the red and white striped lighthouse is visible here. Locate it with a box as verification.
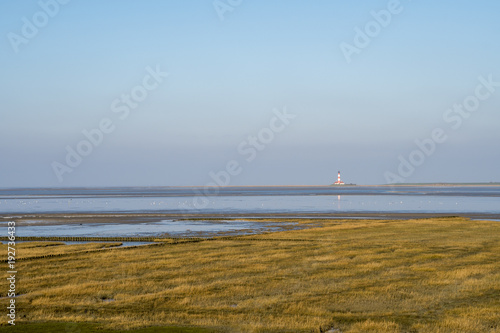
[334,171,345,185]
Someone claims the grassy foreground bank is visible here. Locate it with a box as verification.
[1,217,499,332]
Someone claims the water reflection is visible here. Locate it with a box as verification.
[335,195,341,210]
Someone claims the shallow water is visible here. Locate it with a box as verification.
[0,186,499,216]
[2,187,499,239]
[1,194,499,215]
[0,220,293,238]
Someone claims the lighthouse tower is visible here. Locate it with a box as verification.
[334,171,345,185]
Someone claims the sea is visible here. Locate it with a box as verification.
[0,186,499,215]
[1,186,499,239]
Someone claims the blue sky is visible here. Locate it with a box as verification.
[1,0,499,187]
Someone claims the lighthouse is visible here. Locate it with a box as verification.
[334,171,345,185]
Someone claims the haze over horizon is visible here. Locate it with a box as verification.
[1,0,499,188]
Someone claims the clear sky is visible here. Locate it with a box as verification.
[1,0,499,187]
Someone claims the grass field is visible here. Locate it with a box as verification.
[1,217,499,332]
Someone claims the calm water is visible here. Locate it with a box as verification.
[1,186,498,239]
[1,220,288,238]
[0,186,499,215]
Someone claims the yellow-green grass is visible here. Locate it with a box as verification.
[2,217,499,332]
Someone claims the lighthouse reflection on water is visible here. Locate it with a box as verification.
[336,195,341,209]
[333,171,345,209]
